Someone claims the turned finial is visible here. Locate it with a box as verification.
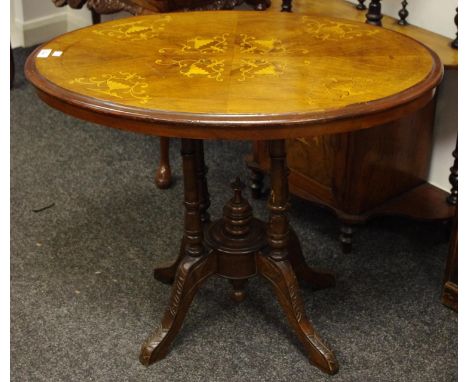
[398,0,409,25]
[356,0,366,11]
[223,177,253,237]
[452,7,458,49]
[366,0,383,26]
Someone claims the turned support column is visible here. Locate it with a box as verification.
[181,139,204,258]
[267,140,290,260]
[366,0,383,27]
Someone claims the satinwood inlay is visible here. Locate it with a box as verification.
[29,11,439,121]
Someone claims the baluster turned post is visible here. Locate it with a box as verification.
[281,0,292,13]
[356,0,366,11]
[452,7,458,49]
[447,140,458,206]
[366,0,383,26]
[398,0,409,25]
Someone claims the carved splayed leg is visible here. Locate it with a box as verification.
[258,140,338,374]
[141,138,216,365]
[141,253,216,365]
[257,255,338,374]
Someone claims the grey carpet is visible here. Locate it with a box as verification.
[11,46,457,382]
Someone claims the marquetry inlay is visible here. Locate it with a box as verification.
[32,11,436,115]
[92,16,172,41]
[301,16,380,41]
[69,72,151,104]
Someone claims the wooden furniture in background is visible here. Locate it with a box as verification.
[251,0,458,252]
[366,0,382,26]
[52,0,271,189]
[452,7,458,49]
[398,0,408,25]
[26,11,442,374]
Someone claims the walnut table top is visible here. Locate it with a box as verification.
[26,11,442,139]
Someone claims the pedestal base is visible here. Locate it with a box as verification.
[141,139,338,375]
[142,219,338,374]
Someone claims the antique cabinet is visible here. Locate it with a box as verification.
[247,98,455,252]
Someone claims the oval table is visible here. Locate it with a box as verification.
[25,11,442,375]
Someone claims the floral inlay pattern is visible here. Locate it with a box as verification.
[69,72,151,104]
[93,16,172,41]
[239,34,308,55]
[238,59,285,81]
[155,33,306,82]
[159,34,229,54]
[156,58,225,81]
[302,16,380,41]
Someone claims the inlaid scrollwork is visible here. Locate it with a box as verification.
[302,16,380,41]
[92,16,172,41]
[69,72,151,104]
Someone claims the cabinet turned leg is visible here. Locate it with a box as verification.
[339,224,353,254]
[249,167,265,199]
[155,137,172,189]
[230,279,248,302]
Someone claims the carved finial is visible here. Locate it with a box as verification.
[452,7,458,49]
[398,0,409,25]
[366,0,383,27]
[223,177,253,237]
[356,0,366,11]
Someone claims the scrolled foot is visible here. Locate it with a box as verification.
[257,254,338,374]
[141,253,216,366]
